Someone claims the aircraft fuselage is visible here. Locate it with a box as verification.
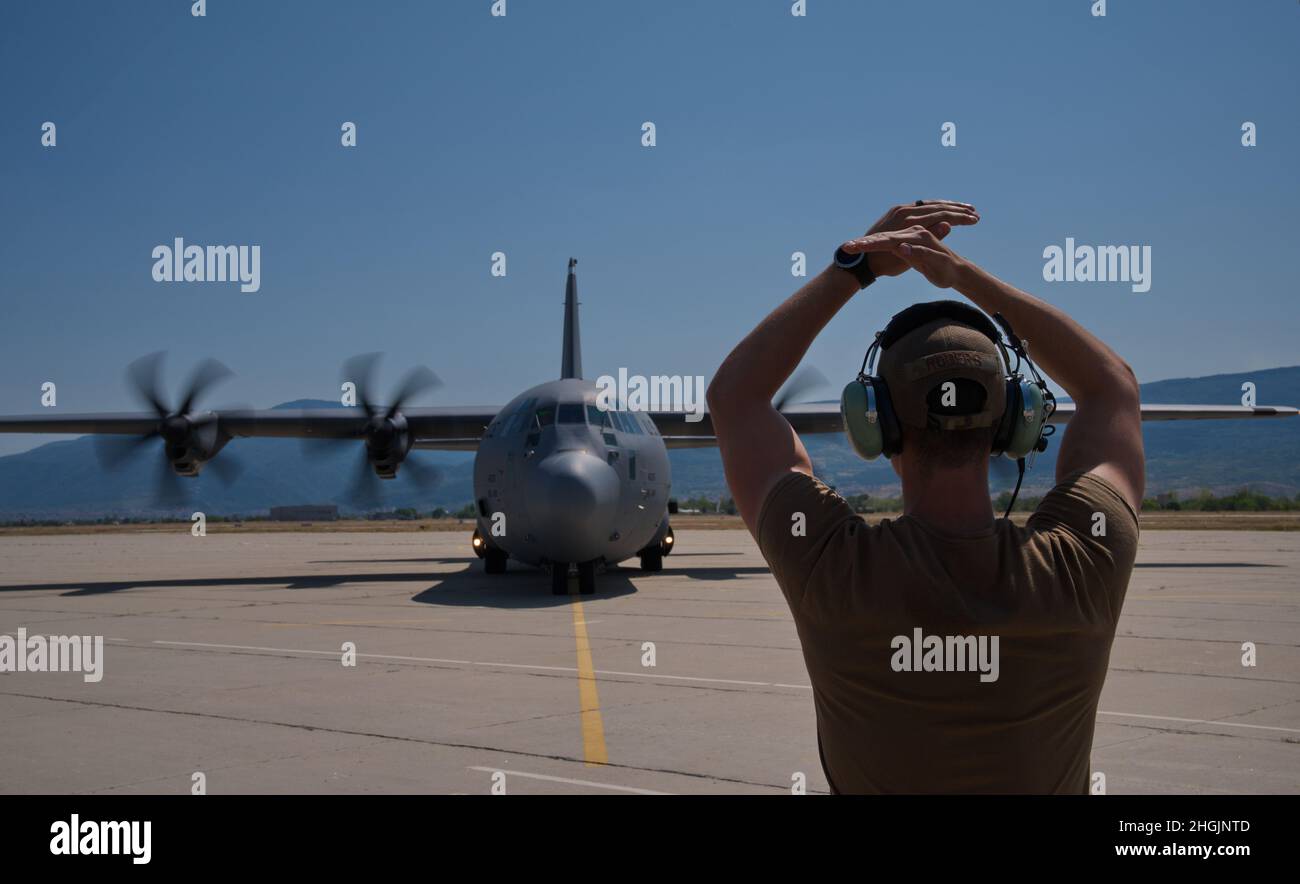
[472,378,671,568]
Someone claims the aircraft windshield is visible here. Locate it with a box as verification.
[587,405,611,427]
[558,403,586,424]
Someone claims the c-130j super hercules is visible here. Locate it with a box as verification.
[1,260,1294,594]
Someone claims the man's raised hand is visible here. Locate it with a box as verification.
[857,200,978,278]
[842,225,968,289]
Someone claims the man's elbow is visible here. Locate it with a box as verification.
[1114,360,1141,403]
[706,375,731,418]
[1095,361,1141,416]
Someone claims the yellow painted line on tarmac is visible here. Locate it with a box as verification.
[570,593,608,766]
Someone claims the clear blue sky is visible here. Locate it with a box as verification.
[0,0,1296,455]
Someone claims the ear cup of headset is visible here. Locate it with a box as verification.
[1003,380,1048,459]
[841,377,902,461]
[873,376,903,457]
[991,377,1022,456]
[841,380,883,460]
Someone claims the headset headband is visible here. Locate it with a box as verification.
[880,300,1001,349]
[862,300,1013,379]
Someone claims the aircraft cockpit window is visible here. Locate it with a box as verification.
[534,405,555,428]
[505,399,536,436]
[557,403,586,424]
[587,405,612,428]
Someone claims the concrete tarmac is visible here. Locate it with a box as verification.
[0,528,1296,794]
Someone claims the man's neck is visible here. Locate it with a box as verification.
[900,464,996,536]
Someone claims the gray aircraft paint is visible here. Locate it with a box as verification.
[473,378,670,566]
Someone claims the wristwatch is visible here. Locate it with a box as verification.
[833,245,876,289]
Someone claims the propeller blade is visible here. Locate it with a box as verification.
[400,454,442,491]
[154,461,189,509]
[386,365,441,418]
[94,432,158,471]
[206,453,244,486]
[177,358,233,415]
[344,448,384,510]
[126,352,170,417]
[774,365,830,412]
[342,353,382,418]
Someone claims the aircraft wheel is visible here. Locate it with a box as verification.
[578,561,597,595]
[550,563,570,595]
[484,549,508,574]
[639,550,663,573]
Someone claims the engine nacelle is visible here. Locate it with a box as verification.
[363,413,414,479]
[162,413,230,476]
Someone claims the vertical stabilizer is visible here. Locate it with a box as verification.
[561,258,582,379]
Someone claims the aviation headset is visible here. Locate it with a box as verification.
[839,301,1057,514]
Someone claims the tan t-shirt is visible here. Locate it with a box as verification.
[757,469,1139,794]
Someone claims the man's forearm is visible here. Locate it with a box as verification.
[953,261,1138,403]
[708,266,859,410]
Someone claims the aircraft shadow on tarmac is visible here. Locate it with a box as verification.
[412,558,774,610]
[0,555,772,603]
[0,572,449,597]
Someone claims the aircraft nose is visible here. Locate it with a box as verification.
[526,451,620,563]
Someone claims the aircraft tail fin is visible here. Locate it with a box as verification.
[561,258,582,380]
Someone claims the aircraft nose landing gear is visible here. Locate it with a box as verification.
[550,561,597,595]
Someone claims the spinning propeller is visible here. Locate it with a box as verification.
[94,352,242,506]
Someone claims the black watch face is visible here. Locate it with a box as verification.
[835,247,864,269]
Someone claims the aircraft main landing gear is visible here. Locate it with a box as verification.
[474,529,509,573]
[639,524,673,572]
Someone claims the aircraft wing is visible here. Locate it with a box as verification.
[649,402,1298,448]
[2,401,1293,451]
[0,406,502,450]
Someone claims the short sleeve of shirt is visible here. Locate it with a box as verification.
[1026,470,1141,619]
[756,471,858,610]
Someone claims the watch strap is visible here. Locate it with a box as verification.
[833,245,876,289]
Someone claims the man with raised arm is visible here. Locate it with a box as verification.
[706,204,1143,793]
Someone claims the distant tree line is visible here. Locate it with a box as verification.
[3,489,1299,527]
[1140,489,1300,512]
[677,496,738,515]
